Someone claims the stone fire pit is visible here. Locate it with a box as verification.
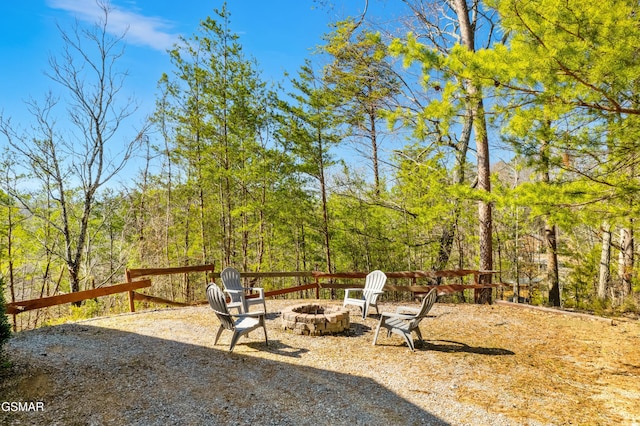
[281,303,350,336]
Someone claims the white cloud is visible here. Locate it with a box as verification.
[47,0,179,51]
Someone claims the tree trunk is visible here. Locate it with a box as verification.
[317,129,333,276]
[183,199,191,302]
[539,137,561,306]
[196,128,208,267]
[434,115,470,276]
[434,91,473,276]
[368,107,380,195]
[256,185,267,270]
[618,225,633,302]
[242,192,249,272]
[434,222,455,275]
[453,0,493,303]
[597,222,611,300]
[545,223,561,306]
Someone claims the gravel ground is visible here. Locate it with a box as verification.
[2,299,639,425]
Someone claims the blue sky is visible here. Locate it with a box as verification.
[0,1,397,138]
[0,1,514,187]
[0,0,411,183]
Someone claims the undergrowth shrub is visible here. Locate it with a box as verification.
[590,297,611,317]
[0,277,12,366]
[69,299,102,320]
[618,296,638,315]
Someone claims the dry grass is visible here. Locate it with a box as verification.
[442,304,640,424]
[1,299,639,425]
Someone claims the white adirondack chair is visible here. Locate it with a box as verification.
[343,270,387,319]
[220,267,266,314]
[372,287,438,351]
[206,283,268,352]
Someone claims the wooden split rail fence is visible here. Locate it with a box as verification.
[5,279,152,316]
[6,265,504,316]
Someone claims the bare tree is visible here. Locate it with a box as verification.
[0,2,145,301]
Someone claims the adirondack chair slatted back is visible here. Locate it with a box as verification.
[206,284,235,331]
[408,288,438,329]
[363,270,387,304]
[221,267,243,305]
[344,270,388,318]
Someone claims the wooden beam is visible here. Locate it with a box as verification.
[6,280,151,315]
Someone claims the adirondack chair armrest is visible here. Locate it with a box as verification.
[395,305,419,314]
[344,288,364,299]
[232,311,266,319]
[243,287,264,296]
[212,308,230,317]
[224,288,244,295]
[382,312,416,320]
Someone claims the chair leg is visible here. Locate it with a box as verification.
[262,324,268,347]
[229,332,242,352]
[214,326,224,345]
[402,332,415,351]
[373,318,384,346]
[414,328,424,347]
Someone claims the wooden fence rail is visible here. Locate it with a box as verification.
[7,266,505,317]
[6,279,151,315]
[311,270,503,301]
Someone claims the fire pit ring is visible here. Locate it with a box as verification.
[281,303,350,336]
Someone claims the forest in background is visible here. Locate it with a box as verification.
[1,0,639,330]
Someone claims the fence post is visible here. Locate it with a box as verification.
[128,291,136,312]
[125,269,135,312]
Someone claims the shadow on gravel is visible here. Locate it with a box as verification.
[3,323,450,426]
[245,339,308,358]
[345,322,372,337]
[420,339,515,356]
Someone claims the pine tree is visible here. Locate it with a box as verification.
[321,19,401,195]
[470,0,640,305]
[155,5,279,272]
[277,61,346,275]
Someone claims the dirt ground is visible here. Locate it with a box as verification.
[1,299,639,425]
